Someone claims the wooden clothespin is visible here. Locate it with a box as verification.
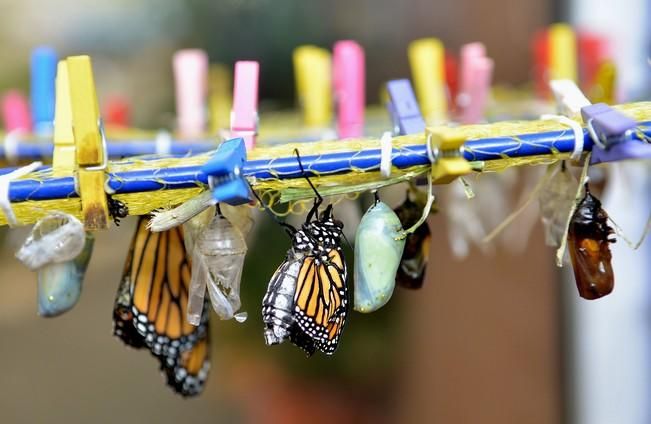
[386,79,425,135]
[209,64,232,135]
[426,127,472,184]
[52,61,75,176]
[333,40,365,138]
[408,38,448,124]
[30,46,58,136]
[66,55,109,230]
[293,45,332,128]
[549,79,591,120]
[457,43,493,124]
[230,61,259,150]
[173,49,209,138]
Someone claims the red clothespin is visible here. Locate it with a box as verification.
[333,40,365,138]
[456,43,494,124]
[532,30,550,98]
[444,52,459,111]
[103,95,131,128]
[230,61,259,150]
[1,91,31,132]
[173,49,209,138]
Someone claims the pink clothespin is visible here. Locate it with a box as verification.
[333,40,365,138]
[456,43,493,124]
[230,61,259,150]
[173,49,209,138]
[1,91,31,132]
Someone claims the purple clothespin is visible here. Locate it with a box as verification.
[386,79,425,135]
[581,103,651,164]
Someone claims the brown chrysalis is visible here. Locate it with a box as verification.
[567,185,615,300]
[394,194,433,289]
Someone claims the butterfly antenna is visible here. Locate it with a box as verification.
[247,182,296,237]
[294,148,322,222]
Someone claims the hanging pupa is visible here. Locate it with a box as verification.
[192,208,248,321]
[15,212,93,317]
[37,235,94,316]
[393,191,434,289]
[354,198,405,313]
[567,185,616,300]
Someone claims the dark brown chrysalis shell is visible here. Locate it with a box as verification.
[567,186,615,300]
[394,196,433,289]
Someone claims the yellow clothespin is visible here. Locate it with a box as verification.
[426,127,472,184]
[52,61,76,177]
[549,23,577,82]
[408,38,448,124]
[293,45,332,127]
[67,55,109,230]
[209,64,232,134]
[590,60,616,105]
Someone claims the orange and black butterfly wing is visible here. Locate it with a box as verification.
[159,328,211,397]
[293,248,348,355]
[113,216,210,396]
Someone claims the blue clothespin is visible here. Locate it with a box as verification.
[30,47,58,136]
[200,137,252,205]
[581,103,651,164]
[386,79,426,135]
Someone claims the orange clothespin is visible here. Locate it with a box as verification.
[66,55,109,230]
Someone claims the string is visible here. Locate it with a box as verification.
[483,162,558,244]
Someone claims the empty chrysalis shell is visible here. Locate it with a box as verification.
[184,208,215,326]
[194,212,248,321]
[539,164,577,247]
[354,201,405,313]
[37,233,94,317]
[16,212,86,271]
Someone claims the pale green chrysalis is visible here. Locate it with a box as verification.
[354,200,405,313]
[37,234,94,317]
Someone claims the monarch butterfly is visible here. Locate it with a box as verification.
[567,184,615,300]
[263,204,348,355]
[261,151,348,355]
[113,216,210,396]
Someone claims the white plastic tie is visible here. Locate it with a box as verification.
[4,129,23,164]
[541,114,584,161]
[379,131,393,178]
[155,130,173,155]
[0,161,42,227]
